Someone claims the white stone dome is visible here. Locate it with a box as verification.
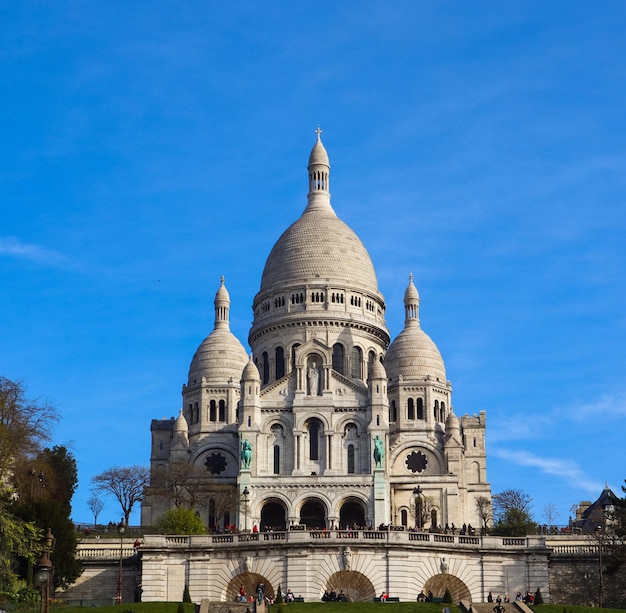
[385,326,446,382]
[188,328,248,385]
[188,278,248,385]
[258,131,379,297]
[384,275,446,382]
[260,209,379,295]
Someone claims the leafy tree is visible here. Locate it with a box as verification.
[183,583,192,603]
[443,588,452,603]
[154,507,206,535]
[92,465,149,525]
[492,489,536,536]
[0,377,59,485]
[0,495,41,593]
[11,446,82,588]
[86,490,105,527]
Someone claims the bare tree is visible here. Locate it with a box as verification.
[207,484,238,531]
[92,465,149,525]
[0,377,59,484]
[86,490,105,527]
[475,496,492,533]
[155,462,211,509]
[543,502,559,528]
[410,495,438,530]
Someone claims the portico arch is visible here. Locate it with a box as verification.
[338,497,367,529]
[260,498,287,531]
[299,498,327,529]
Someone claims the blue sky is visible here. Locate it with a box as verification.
[1,2,625,526]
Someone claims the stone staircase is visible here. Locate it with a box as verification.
[460,600,534,613]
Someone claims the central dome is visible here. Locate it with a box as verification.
[259,131,379,297]
[259,208,379,294]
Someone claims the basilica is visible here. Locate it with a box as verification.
[141,132,492,534]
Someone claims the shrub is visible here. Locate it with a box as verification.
[177,602,186,613]
[183,584,192,603]
[275,584,284,604]
[443,589,453,603]
[534,588,544,605]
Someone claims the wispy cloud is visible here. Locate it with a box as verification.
[491,448,602,493]
[565,391,626,421]
[0,236,73,268]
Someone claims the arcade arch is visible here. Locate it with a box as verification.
[259,499,287,531]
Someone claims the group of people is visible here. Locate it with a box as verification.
[235,582,267,604]
[417,591,434,602]
[321,589,348,602]
[488,591,509,612]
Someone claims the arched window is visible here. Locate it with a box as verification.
[350,346,363,379]
[262,352,269,385]
[368,350,376,364]
[440,401,446,420]
[417,398,424,420]
[209,399,217,422]
[275,347,285,379]
[390,400,397,422]
[431,509,438,530]
[434,399,439,422]
[273,445,280,475]
[408,398,415,420]
[291,343,300,372]
[309,421,320,461]
[218,399,226,422]
[401,509,408,527]
[347,444,355,474]
[332,343,345,374]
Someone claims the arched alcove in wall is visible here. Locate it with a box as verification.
[226,572,274,603]
[422,573,470,601]
[325,570,375,602]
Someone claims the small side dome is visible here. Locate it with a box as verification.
[385,326,446,382]
[369,358,387,380]
[445,408,460,431]
[174,409,188,433]
[385,275,446,382]
[188,278,249,385]
[188,328,249,384]
[242,355,261,382]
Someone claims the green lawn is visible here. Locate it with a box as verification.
[4,603,625,613]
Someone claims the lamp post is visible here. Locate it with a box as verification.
[413,486,423,531]
[242,487,250,532]
[34,528,54,613]
[115,521,126,604]
[595,525,605,608]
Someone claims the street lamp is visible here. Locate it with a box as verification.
[34,528,54,613]
[115,521,126,604]
[413,486,423,531]
[242,487,250,532]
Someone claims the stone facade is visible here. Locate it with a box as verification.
[142,132,492,537]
